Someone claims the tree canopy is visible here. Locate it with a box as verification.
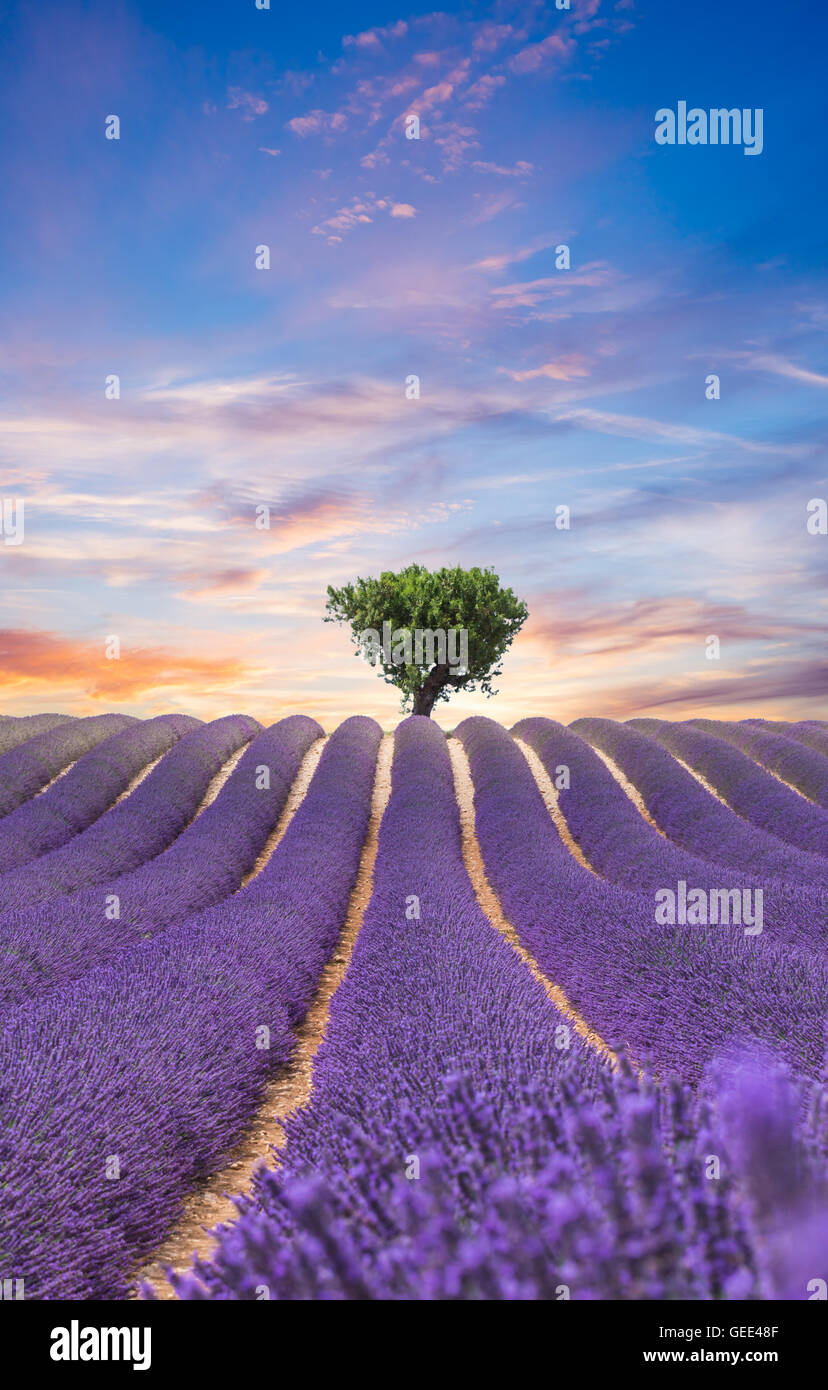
[324,563,528,716]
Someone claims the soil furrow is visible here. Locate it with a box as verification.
[583,741,667,833]
[447,737,619,1070]
[113,753,167,805]
[512,735,599,876]
[35,759,78,796]
[134,731,394,1299]
[190,743,248,817]
[240,736,327,887]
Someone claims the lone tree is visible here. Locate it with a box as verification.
[324,563,528,717]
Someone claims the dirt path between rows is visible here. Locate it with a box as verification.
[577,730,798,835]
[240,737,326,887]
[36,759,78,796]
[190,742,249,816]
[667,750,765,822]
[447,738,619,1071]
[575,732,818,851]
[755,763,817,803]
[113,752,167,805]
[512,737,599,876]
[673,749,818,813]
[113,734,252,820]
[580,741,667,834]
[133,733,394,1299]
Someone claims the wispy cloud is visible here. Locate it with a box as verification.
[501,354,591,382]
[343,20,408,51]
[509,32,574,74]
[472,159,533,178]
[727,351,828,389]
[227,88,269,120]
[555,407,810,456]
[287,108,348,137]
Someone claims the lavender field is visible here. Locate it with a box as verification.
[1,711,827,1302]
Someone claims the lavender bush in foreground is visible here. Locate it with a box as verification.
[0,716,321,1009]
[0,716,380,1298]
[171,717,828,1301]
[455,717,826,1082]
[629,718,828,858]
[513,717,828,956]
[0,713,136,817]
[0,713,200,872]
[573,717,828,888]
[0,714,259,914]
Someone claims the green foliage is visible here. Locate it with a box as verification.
[324,563,528,713]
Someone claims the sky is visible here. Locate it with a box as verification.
[0,0,826,730]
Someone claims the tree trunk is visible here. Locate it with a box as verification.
[412,665,449,717]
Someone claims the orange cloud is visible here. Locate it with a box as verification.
[0,629,252,702]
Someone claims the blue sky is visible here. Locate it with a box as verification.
[0,0,826,726]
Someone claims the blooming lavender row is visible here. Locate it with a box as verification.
[573,717,828,889]
[0,716,381,1298]
[683,722,828,811]
[455,717,827,1082]
[0,713,75,756]
[745,718,828,763]
[513,718,828,956]
[173,717,828,1301]
[627,718,828,859]
[0,716,323,1010]
[685,718,828,809]
[0,714,201,873]
[0,714,259,915]
[0,714,132,815]
[0,713,137,818]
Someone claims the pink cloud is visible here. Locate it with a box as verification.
[468,190,522,225]
[502,354,592,382]
[463,74,507,111]
[509,33,574,74]
[227,88,269,120]
[472,23,517,54]
[311,194,413,241]
[472,159,533,177]
[434,121,480,170]
[286,109,348,137]
[343,20,408,50]
[490,264,615,307]
[468,240,555,272]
